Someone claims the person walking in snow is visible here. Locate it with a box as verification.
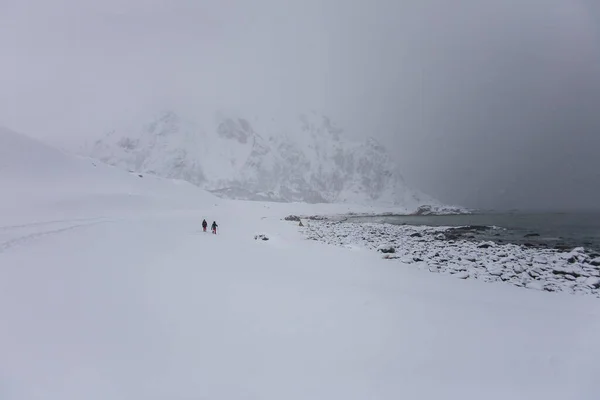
[211,221,218,234]
[202,219,208,232]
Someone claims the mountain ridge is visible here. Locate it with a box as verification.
[86,110,450,211]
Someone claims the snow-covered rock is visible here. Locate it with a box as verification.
[513,264,525,274]
[533,256,549,265]
[486,265,504,277]
[584,277,600,289]
[86,110,443,209]
[377,244,396,254]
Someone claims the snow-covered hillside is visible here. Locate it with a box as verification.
[1,126,599,399]
[0,125,218,224]
[86,110,441,210]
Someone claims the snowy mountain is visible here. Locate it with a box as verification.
[86,110,442,210]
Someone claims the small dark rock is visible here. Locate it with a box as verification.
[254,234,269,241]
[477,243,493,249]
[138,174,143,178]
[284,215,301,222]
[410,232,423,238]
[554,243,572,251]
[413,257,424,262]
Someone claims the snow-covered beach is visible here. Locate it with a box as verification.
[299,219,600,297]
[2,126,600,399]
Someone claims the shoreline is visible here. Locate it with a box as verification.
[299,211,600,255]
[298,219,600,298]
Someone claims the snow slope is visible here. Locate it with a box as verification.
[0,125,219,225]
[1,127,600,399]
[86,110,443,209]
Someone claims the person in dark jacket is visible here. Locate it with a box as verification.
[211,221,218,234]
[202,219,208,232]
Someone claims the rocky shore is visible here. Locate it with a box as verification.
[299,220,600,298]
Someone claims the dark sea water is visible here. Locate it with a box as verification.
[343,212,600,254]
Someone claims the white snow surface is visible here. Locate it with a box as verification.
[85,110,448,210]
[1,126,600,399]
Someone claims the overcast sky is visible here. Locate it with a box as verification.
[1,0,599,211]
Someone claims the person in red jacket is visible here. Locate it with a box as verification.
[202,219,207,232]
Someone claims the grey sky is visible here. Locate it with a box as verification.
[1,0,599,210]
